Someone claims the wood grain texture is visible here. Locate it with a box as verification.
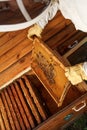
[0,95,11,130]
[0,52,32,88]
[23,75,48,121]
[7,87,23,130]
[14,81,35,128]
[18,78,42,124]
[0,38,32,73]
[10,84,31,130]
[0,110,5,130]
[4,89,21,130]
[1,92,16,130]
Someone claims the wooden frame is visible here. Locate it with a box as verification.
[31,37,71,107]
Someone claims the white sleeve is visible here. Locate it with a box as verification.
[37,0,59,29]
[58,0,87,32]
[83,62,87,76]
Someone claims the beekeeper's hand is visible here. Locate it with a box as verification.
[27,24,43,40]
[65,63,87,85]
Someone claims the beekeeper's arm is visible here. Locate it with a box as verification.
[27,0,59,40]
[65,62,87,85]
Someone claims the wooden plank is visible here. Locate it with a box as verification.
[0,52,31,88]
[31,37,71,107]
[0,111,5,130]
[0,30,22,47]
[42,12,71,42]
[6,87,22,130]
[10,84,31,130]
[1,92,16,130]
[42,12,65,41]
[4,89,21,130]
[23,75,48,121]
[14,81,35,128]
[18,78,42,124]
[0,95,11,130]
[0,29,28,57]
[0,39,32,73]
[45,23,76,49]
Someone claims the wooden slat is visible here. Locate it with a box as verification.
[42,12,71,42]
[0,52,31,88]
[42,12,66,41]
[1,92,16,130]
[18,78,42,124]
[0,111,5,130]
[0,30,22,47]
[23,75,48,121]
[0,29,28,57]
[14,81,35,128]
[0,38,32,73]
[10,84,31,130]
[0,95,11,130]
[45,23,76,48]
[7,86,24,130]
[4,89,21,130]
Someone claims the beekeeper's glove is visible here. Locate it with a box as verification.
[27,24,43,40]
[65,62,87,85]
